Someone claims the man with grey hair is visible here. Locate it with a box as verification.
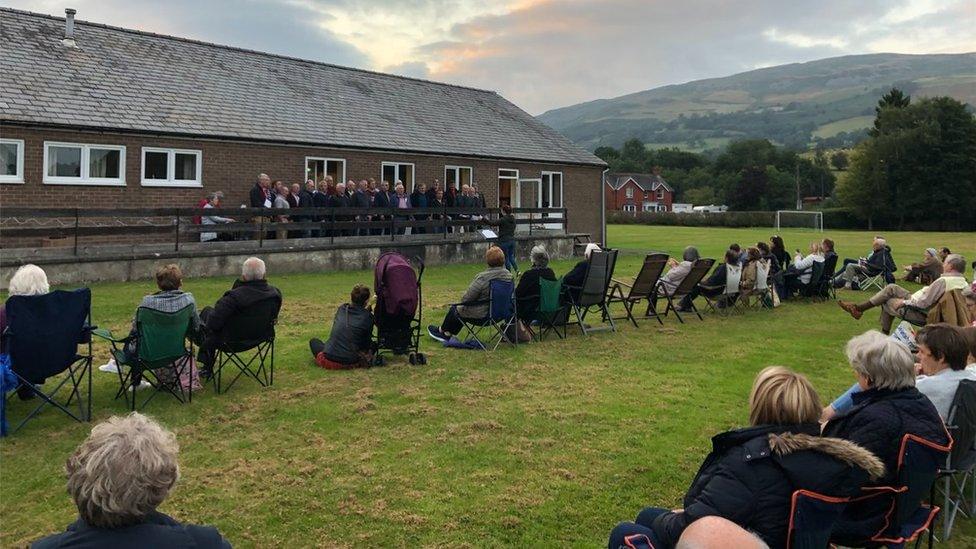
[196,257,282,376]
[839,254,969,333]
[33,412,231,547]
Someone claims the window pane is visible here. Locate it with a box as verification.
[445,168,457,188]
[552,174,562,207]
[174,153,197,180]
[541,178,551,207]
[382,164,396,187]
[306,159,323,182]
[144,151,169,180]
[460,167,471,187]
[0,143,17,176]
[327,160,343,182]
[401,164,414,191]
[89,148,121,179]
[48,146,82,177]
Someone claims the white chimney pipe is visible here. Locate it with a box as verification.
[63,8,77,47]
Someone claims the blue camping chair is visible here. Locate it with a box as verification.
[451,279,517,351]
[2,288,94,434]
[787,489,850,549]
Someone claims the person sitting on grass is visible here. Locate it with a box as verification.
[196,257,282,377]
[784,240,824,297]
[428,246,512,342]
[562,243,601,303]
[515,245,556,321]
[821,330,949,545]
[822,324,976,421]
[903,247,943,285]
[33,412,231,548]
[608,366,883,549]
[309,284,374,369]
[837,254,969,334]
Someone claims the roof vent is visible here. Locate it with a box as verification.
[62,8,77,47]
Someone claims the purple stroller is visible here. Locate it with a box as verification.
[373,252,427,365]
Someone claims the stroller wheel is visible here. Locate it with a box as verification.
[408,352,417,365]
[416,353,427,365]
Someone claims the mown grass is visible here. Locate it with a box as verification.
[1,225,974,547]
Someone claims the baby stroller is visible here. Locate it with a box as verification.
[373,252,427,365]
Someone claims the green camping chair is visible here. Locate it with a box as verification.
[529,276,570,341]
[94,306,195,411]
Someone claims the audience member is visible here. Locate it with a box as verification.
[964,285,976,327]
[769,235,790,270]
[939,247,952,262]
[903,247,943,285]
[833,237,895,289]
[428,246,512,341]
[838,254,969,333]
[32,413,231,548]
[658,246,700,298]
[738,247,762,302]
[1,264,50,399]
[679,249,739,311]
[785,241,825,296]
[309,284,374,369]
[516,246,557,321]
[821,238,836,261]
[822,330,948,545]
[674,516,769,549]
[562,243,601,303]
[196,258,282,376]
[608,366,882,549]
[963,326,976,366]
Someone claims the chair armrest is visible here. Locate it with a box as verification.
[449,299,490,309]
[610,277,632,288]
[900,304,929,317]
[698,283,723,291]
[92,328,126,342]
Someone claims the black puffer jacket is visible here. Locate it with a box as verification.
[651,424,884,549]
[822,387,948,543]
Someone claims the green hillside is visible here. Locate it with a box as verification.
[537,53,976,151]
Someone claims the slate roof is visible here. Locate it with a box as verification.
[0,8,604,167]
[606,173,673,192]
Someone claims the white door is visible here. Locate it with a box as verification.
[515,178,536,232]
[540,172,564,230]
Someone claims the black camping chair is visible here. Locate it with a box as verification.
[608,253,669,327]
[95,305,195,411]
[2,289,94,433]
[563,248,619,335]
[817,253,839,300]
[660,258,715,323]
[212,297,280,394]
[934,379,976,541]
[787,489,850,549]
[791,261,826,300]
[452,279,518,351]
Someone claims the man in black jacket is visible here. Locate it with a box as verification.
[372,180,392,235]
[196,257,282,376]
[353,179,372,236]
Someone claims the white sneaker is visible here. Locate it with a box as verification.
[98,359,120,373]
[135,380,152,391]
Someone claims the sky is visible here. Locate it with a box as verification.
[6,0,975,114]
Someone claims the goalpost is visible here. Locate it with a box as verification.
[775,210,824,232]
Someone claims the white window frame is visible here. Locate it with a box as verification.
[623,204,637,212]
[498,168,519,207]
[305,156,346,184]
[444,165,473,190]
[43,141,126,186]
[625,186,634,199]
[540,171,563,209]
[656,189,665,200]
[382,161,415,191]
[0,138,25,184]
[140,147,202,188]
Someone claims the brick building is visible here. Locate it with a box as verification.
[0,9,606,242]
[604,172,674,212]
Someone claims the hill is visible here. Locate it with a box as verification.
[536,53,976,151]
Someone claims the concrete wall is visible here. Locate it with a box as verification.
[0,234,576,289]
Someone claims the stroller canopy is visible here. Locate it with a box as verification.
[375,252,418,319]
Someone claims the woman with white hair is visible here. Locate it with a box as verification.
[903,247,943,285]
[561,242,601,303]
[33,412,230,547]
[515,245,557,320]
[2,264,50,399]
[200,191,235,242]
[822,330,949,545]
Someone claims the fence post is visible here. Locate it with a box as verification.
[73,208,79,255]
[258,216,264,248]
[562,207,568,234]
[330,209,335,245]
[390,208,395,242]
[528,209,533,236]
[174,210,180,252]
[443,203,447,239]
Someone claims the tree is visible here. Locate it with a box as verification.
[684,186,716,205]
[830,151,849,171]
[871,88,911,137]
[594,146,619,163]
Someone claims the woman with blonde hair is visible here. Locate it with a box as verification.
[33,412,230,547]
[608,366,883,549]
[785,240,825,297]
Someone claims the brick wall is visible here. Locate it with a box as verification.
[0,126,604,243]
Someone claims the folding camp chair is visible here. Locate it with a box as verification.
[452,279,517,350]
[934,380,976,540]
[748,259,773,310]
[700,264,743,316]
[859,261,891,292]
[563,248,619,335]
[899,289,970,329]
[786,489,850,549]
[529,277,570,341]
[94,306,195,411]
[212,297,279,394]
[790,260,826,300]
[608,253,669,327]
[2,289,93,434]
[817,253,839,301]
[660,258,715,323]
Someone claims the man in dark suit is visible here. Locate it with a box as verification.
[353,179,372,236]
[248,173,273,239]
[312,179,331,237]
[372,180,391,235]
[331,181,350,236]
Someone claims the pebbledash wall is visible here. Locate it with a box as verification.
[0,126,605,244]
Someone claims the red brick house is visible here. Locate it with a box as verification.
[604,172,674,212]
[0,8,607,243]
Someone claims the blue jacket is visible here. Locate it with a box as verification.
[33,511,231,549]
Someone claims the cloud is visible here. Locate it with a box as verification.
[384,61,431,79]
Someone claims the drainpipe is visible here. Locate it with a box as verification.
[601,168,609,247]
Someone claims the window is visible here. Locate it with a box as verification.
[444,166,472,190]
[623,204,636,212]
[306,157,345,184]
[44,142,125,185]
[0,139,24,183]
[498,169,518,207]
[625,187,634,199]
[382,162,415,191]
[643,202,654,212]
[141,148,202,187]
[657,190,665,200]
[540,171,563,209]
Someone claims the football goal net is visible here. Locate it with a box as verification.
[775,210,824,231]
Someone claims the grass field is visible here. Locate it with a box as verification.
[2,225,975,547]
